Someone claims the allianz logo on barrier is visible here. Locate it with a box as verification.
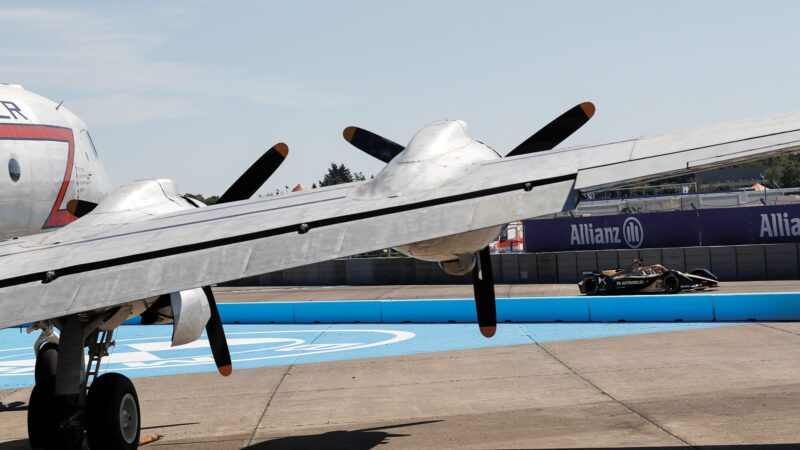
[570,217,644,249]
[760,213,800,237]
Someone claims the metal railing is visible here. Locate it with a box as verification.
[545,188,800,218]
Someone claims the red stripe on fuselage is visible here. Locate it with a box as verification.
[0,124,76,229]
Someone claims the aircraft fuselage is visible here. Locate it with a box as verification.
[0,84,112,239]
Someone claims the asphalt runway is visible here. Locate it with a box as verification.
[2,282,800,449]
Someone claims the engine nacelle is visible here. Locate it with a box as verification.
[349,120,505,269]
[438,254,477,276]
[140,287,211,347]
[170,288,211,347]
[36,179,199,246]
[350,120,501,201]
[395,226,501,262]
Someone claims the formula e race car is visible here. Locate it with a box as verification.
[578,258,718,295]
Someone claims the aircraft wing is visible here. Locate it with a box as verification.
[570,112,800,191]
[1,112,800,329]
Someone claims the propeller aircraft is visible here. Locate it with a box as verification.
[2,83,800,448]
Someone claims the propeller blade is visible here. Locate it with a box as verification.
[472,247,497,338]
[343,126,405,163]
[202,286,232,376]
[200,144,289,375]
[506,102,595,157]
[216,143,289,204]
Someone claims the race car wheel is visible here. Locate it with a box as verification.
[663,273,681,294]
[582,277,600,295]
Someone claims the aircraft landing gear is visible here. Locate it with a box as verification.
[34,342,59,385]
[86,373,141,449]
[27,318,142,449]
[27,372,60,448]
[28,342,61,448]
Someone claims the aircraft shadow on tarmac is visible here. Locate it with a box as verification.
[244,443,800,450]
[0,440,27,450]
[0,401,26,412]
[244,420,443,450]
[0,422,201,450]
[239,422,800,450]
[0,438,800,450]
[542,447,800,450]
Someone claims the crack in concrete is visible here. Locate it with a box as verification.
[246,324,333,446]
[0,388,21,403]
[377,286,402,299]
[246,364,292,446]
[525,333,696,449]
[149,436,248,447]
[275,371,574,395]
[757,323,800,338]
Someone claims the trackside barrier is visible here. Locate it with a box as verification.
[123,292,800,325]
[714,293,800,321]
[223,243,800,286]
[294,300,382,323]
[588,296,714,322]
[496,297,589,323]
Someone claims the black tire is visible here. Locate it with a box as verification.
[582,277,600,295]
[663,273,681,294]
[35,343,58,385]
[27,380,60,449]
[86,373,140,450]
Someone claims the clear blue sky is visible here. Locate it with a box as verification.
[2,1,799,196]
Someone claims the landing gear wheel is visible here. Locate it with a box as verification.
[27,380,60,449]
[28,343,61,449]
[35,343,59,385]
[86,373,140,450]
[663,274,681,294]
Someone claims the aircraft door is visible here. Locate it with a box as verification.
[74,130,95,201]
[75,129,110,204]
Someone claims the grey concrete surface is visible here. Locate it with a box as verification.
[212,280,800,303]
[6,322,800,448]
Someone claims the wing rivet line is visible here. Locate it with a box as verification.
[42,270,58,284]
[524,182,533,192]
[0,174,578,290]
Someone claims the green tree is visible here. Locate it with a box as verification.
[728,154,800,188]
[318,163,366,187]
[781,157,800,187]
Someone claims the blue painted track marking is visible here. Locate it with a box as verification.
[0,322,731,389]
[123,292,800,325]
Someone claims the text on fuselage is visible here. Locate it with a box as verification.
[0,101,28,120]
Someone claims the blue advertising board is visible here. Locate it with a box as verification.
[524,204,800,252]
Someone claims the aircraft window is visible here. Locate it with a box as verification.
[8,158,20,182]
[82,130,99,158]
